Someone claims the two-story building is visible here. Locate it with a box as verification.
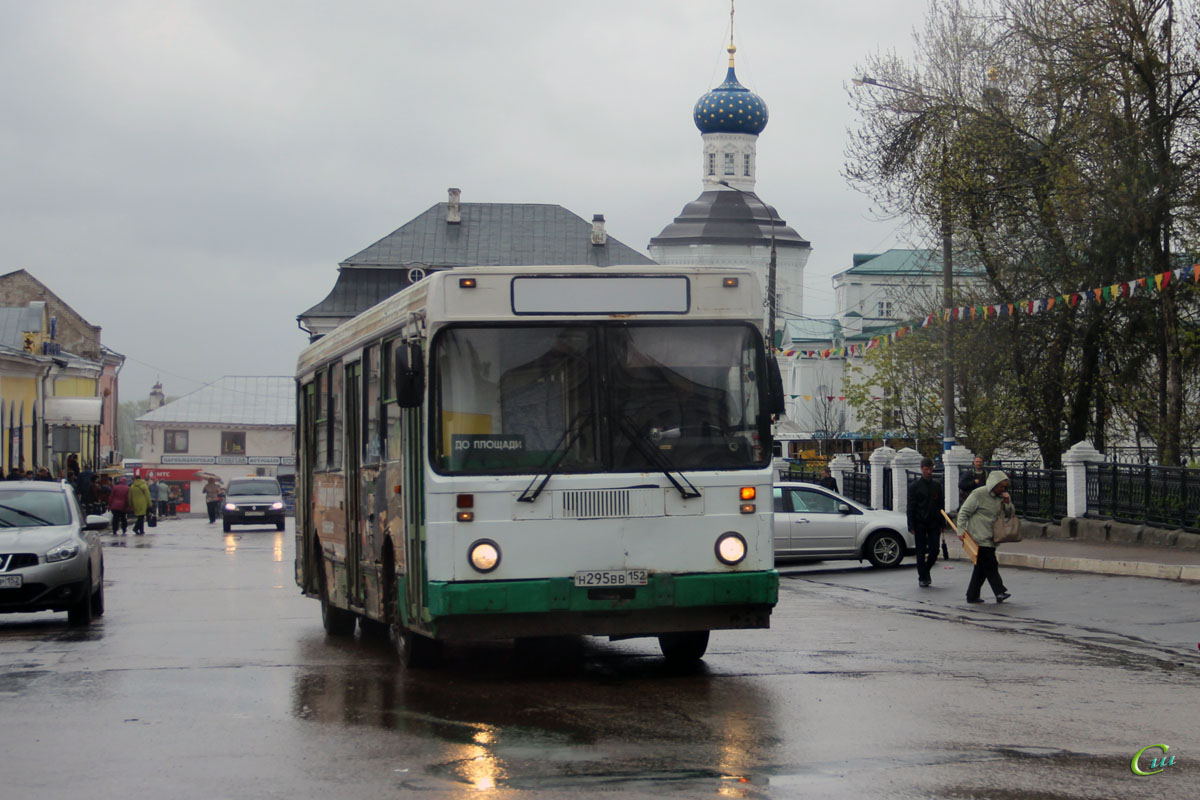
[136,376,295,513]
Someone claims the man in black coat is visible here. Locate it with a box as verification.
[958,456,988,502]
[907,457,945,587]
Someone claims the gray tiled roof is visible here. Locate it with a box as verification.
[137,376,295,427]
[342,202,654,268]
[301,202,654,321]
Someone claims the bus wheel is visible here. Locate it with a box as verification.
[658,630,709,663]
[318,555,356,636]
[392,625,440,668]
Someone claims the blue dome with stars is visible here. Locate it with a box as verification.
[693,49,768,135]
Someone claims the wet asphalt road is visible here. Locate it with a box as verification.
[1,517,1198,799]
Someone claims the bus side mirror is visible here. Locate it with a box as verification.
[395,342,425,408]
[766,356,786,416]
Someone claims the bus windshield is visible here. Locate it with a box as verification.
[432,323,768,475]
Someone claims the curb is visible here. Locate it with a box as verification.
[942,542,1200,583]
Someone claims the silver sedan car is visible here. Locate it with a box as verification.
[0,481,109,625]
[773,482,915,568]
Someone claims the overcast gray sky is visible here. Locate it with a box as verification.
[1,0,929,403]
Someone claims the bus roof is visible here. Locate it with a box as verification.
[296,265,763,376]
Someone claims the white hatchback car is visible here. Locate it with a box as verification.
[0,481,109,625]
[773,482,915,568]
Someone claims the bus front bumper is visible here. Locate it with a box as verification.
[423,570,778,640]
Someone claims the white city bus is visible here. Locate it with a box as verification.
[294,265,782,665]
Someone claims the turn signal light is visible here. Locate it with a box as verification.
[459,278,477,289]
[740,503,756,514]
[740,487,756,501]
[457,511,474,522]
[723,277,739,288]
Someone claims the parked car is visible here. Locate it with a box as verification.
[222,477,286,532]
[773,482,915,568]
[0,480,109,625]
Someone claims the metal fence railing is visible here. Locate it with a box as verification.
[1087,464,1200,532]
[1004,466,1067,522]
[842,468,871,507]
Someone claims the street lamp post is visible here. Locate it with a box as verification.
[717,180,778,351]
[853,76,955,452]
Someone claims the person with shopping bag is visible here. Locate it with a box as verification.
[956,470,1016,604]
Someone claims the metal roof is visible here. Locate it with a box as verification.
[0,304,44,350]
[836,248,983,279]
[137,376,295,427]
[650,190,809,249]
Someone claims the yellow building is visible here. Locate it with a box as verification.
[0,270,125,474]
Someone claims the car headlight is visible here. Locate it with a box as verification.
[468,539,500,573]
[714,532,747,566]
[224,503,237,512]
[46,540,81,563]
[271,502,284,510]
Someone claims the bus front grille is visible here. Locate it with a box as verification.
[560,489,630,519]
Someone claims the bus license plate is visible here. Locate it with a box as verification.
[0,574,22,589]
[574,569,648,588]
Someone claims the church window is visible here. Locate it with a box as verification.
[724,152,735,175]
[877,300,893,318]
[707,153,715,176]
[744,154,752,176]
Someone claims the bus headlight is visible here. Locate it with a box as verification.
[468,539,501,573]
[715,532,747,566]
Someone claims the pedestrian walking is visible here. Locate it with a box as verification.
[203,477,222,524]
[818,467,839,493]
[958,456,988,503]
[957,470,1015,604]
[109,477,131,534]
[906,457,944,588]
[130,474,152,535]
[152,479,169,519]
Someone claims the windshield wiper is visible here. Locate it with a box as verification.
[616,416,701,500]
[517,411,595,503]
[0,504,54,525]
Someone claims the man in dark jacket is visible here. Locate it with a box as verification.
[818,468,838,492]
[907,457,945,587]
[958,456,988,502]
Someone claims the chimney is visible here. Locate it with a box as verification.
[590,214,607,246]
[446,187,461,224]
[149,381,166,409]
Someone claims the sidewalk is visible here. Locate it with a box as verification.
[942,534,1200,582]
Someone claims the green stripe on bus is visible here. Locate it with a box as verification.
[426,571,778,616]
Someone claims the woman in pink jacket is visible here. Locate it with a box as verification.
[109,477,131,535]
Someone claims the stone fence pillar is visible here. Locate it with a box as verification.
[869,446,896,510]
[891,448,923,514]
[942,445,976,514]
[1063,441,1104,518]
[828,454,855,496]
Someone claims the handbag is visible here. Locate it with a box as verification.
[147,511,157,528]
[992,507,1021,543]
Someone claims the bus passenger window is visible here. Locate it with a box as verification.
[315,371,328,469]
[365,345,381,463]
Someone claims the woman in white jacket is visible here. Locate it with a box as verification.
[956,470,1015,604]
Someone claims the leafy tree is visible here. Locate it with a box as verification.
[117,399,154,460]
[846,0,1200,466]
